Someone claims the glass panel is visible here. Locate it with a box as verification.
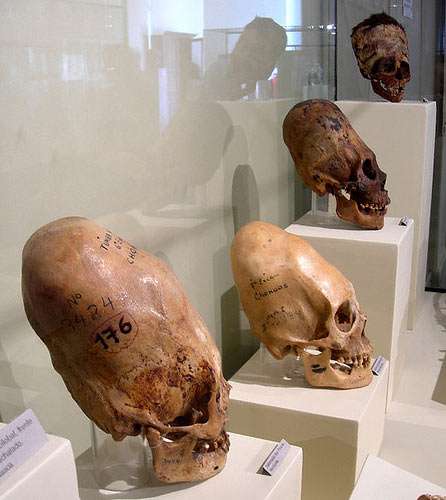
[0,0,336,455]
[336,0,446,291]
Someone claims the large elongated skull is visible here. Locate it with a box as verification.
[351,13,410,102]
[22,217,229,483]
[283,99,390,230]
[231,221,373,389]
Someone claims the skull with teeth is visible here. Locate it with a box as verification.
[231,221,373,389]
[351,13,411,102]
[283,99,390,229]
[22,217,230,483]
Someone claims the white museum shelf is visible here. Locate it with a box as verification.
[228,350,388,500]
[287,214,413,404]
[336,100,436,330]
[78,433,303,500]
[350,455,446,500]
[0,427,79,500]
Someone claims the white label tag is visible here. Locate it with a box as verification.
[403,0,413,18]
[399,216,409,226]
[0,409,48,483]
[372,356,386,376]
[262,439,290,475]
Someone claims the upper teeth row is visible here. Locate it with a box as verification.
[335,354,371,368]
[359,202,384,211]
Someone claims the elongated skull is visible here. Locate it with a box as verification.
[22,217,229,483]
[351,13,410,102]
[418,496,446,500]
[283,99,390,230]
[231,221,373,389]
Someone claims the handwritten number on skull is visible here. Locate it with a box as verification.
[87,304,101,321]
[119,316,132,334]
[102,326,119,343]
[95,315,133,350]
[95,334,109,349]
[102,296,114,310]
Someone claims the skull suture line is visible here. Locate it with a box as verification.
[22,217,229,483]
[283,99,390,230]
[231,221,373,389]
[351,13,410,103]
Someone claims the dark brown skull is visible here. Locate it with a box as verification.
[283,99,390,229]
[351,13,410,102]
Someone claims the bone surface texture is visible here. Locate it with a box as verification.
[351,13,410,102]
[231,221,373,389]
[283,99,390,230]
[22,217,230,484]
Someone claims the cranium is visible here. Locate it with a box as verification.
[231,221,373,389]
[283,99,390,230]
[22,217,229,483]
[418,496,446,500]
[351,13,410,102]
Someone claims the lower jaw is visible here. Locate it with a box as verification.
[371,79,404,103]
[302,351,373,389]
[302,349,373,389]
[305,367,373,389]
[335,195,386,230]
[147,430,229,483]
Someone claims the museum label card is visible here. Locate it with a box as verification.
[399,216,409,226]
[0,409,48,483]
[262,439,290,475]
[372,356,386,376]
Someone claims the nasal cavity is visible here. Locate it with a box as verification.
[362,159,376,180]
[397,61,410,80]
[335,301,355,332]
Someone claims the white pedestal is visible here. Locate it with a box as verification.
[350,455,446,500]
[78,433,303,500]
[228,350,388,500]
[336,100,436,330]
[287,214,414,403]
[0,431,79,500]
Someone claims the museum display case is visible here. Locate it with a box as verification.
[1,1,446,499]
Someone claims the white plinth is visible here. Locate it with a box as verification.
[336,100,436,330]
[78,433,303,500]
[0,431,79,500]
[350,455,446,500]
[228,350,388,500]
[288,214,413,403]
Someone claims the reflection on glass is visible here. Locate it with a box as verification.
[201,17,287,101]
[0,0,334,458]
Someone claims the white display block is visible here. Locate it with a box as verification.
[0,429,79,500]
[350,455,446,500]
[78,433,303,500]
[228,350,388,500]
[287,214,414,403]
[336,100,436,330]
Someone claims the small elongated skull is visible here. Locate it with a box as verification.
[283,99,390,229]
[231,221,373,389]
[351,13,410,102]
[22,217,229,483]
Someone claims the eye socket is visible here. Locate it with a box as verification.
[371,57,396,76]
[335,301,356,333]
[362,159,377,180]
